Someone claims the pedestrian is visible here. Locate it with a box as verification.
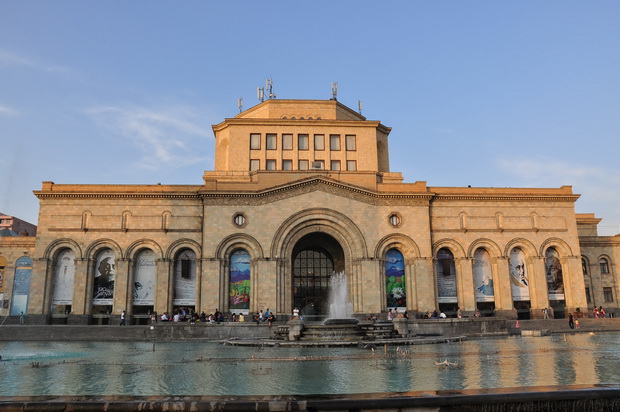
[575,319,580,329]
[599,306,606,318]
[593,307,599,318]
[267,312,274,328]
[19,311,25,325]
[119,310,126,326]
[543,308,549,319]
[568,313,575,329]
[254,312,261,325]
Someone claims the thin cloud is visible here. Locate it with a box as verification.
[0,105,19,116]
[87,104,214,171]
[0,49,33,67]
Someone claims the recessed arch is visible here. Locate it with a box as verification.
[85,238,123,260]
[166,238,202,260]
[374,233,421,259]
[216,233,264,260]
[467,238,503,258]
[539,237,573,257]
[43,238,83,260]
[432,238,466,258]
[125,239,164,260]
[504,238,538,258]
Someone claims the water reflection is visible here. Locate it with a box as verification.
[0,333,619,397]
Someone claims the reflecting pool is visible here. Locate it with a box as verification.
[1,332,619,397]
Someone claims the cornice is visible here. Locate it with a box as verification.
[431,194,580,203]
[34,192,200,200]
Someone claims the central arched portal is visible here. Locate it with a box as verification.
[292,233,345,317]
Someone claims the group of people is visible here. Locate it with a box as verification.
[253,308,276,327]
[386,308,410,321]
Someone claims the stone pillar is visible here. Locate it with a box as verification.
[84,258,94,315]
[563,256,588,314]
[201,258,220,314]
[72,258,89,315]
[493,257,516,318]
[359,258,381,314]
[457,257,476,312]
[37,258,54,316]
[405,258,417,314]
[155,259,171,316]
[528,256,548,319]
[113,258,130,315]
[194,258,202,313]
[414,257,436,314]
[255,258,278,314]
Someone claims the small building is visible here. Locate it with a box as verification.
[0,99,617,323]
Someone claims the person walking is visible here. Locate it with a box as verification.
[568,313,575,329]
[19,312,25,325]
[119,310,126,326]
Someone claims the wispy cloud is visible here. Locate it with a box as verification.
[0,105,19,117]
[86,104,214,171]
[0,49,33,67]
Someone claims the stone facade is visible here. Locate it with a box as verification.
[0,99,617,323]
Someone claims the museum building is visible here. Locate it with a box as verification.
[0,98,618,324]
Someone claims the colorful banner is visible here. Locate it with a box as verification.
[93,249,115,305]
[436,248,457,303]
[10,256,32,316]
[509,247,530,301]
[133,249,156,305]
[174,249,196,306]
[473,249,495,302]
[229,249,250,310]
[545,248,565,300]
[52,249,75,305]
[385,249,406,308]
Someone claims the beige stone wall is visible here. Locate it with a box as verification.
[0,237,36,316]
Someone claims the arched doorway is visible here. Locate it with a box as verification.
[292,233,344,318]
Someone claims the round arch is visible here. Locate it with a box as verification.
[125,239,164,260]
[85,239,123,260]
[374,234,421,260]
[166,239,202,260]
[467,238,503,259]
[216,233,264,260]
[504,238,538,258]
[43,238,83,260]
[539,237,574,258]
[432,238,466,258]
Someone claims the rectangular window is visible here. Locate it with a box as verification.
[346,134,356,151]
[314,134,325,151]
[604,287,614,302]
[347,160,357,171]
[282,159,293,170]
[250,159,260,171]
[250,133,261,150]
[330,160,341,171]
[298,159,309,170]
[585,287,591,303]
[266,159,276,170]
[298,134,309,150]
[600,260,610,274]
[181,260,191,279]
[282,134,293,150]
[330,134,341,151]
[266,133,277,150]
[311,160,324,170]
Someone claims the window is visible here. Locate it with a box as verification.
[311,160,324,170]
[330,134,341,151]
[298,134,309,150]
[233,213,247,227]
[298,160,309,170]
[347,160,357,171]
[266,159,276,170]
[585,287,591,303]
[266,133,277,150]
[250,159,260,171]
[346,134,356,151]
[582,258,589,276]
[282,134,293,150]
[181,260,192,279]
[600,258,610,274]
[250,133,261,150]
[603,287,614,302]
[314,134,325,151]
[388,213,401,227]
[330,160,341,171]
[282,159,293,170]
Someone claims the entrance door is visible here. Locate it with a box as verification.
[293,247,334,317]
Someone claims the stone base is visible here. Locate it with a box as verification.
[323,318,359,325]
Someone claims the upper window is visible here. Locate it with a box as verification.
[250,133,261,150]
[346,134,356,151]
[600,258,610,274]
[298,134,309,150]
[266,134,277,150]
[250,159,260,171]
[603,287,614,302]
[330,134,341,151]
[282,134,293,150]
[314,134,325,151]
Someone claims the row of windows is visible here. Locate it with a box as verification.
[582,257,612,275]
[250,159,357,172]
[250,133,357,152]
[585,287,615,303]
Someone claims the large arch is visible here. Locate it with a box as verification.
[432,238,466,258]
[539,237,574,258]
[504,238,538,258]
[374,233,421,259]
[216,233,264,260]
[85,238,123,260]
[125,239,164,260]
[467,238,503,259]
[166,238,202,261]
[43,238,83,260]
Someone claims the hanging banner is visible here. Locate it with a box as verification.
[436,249,457,303]
[173,250,196,306]
[93,249,115,305]
[133,249,156,305]
[473,249,495,302]
[545,248,565,300]
[229,249,250,310]
[385,249,406,309]
[52,249,75,305]
[10,256,32,316]
[509,248,530,301]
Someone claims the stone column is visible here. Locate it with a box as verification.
[457,257,476,312]
[113,258,130,315]
[155,259,171,316]
[528,256,548,319]
[194,258,202,313]
[414,257,436,313]
[405,258,417,313]
[563,256,588,314]
[200,258,220,314]
[37,258,54,316]
[72,258,89,315]
[493,256,516,318]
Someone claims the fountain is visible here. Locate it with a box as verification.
[324,271,358,326]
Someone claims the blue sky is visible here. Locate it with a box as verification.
[1,2,619,235]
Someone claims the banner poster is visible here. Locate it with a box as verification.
[10,256,32,316]
[52,249,75,305]
[93,249,115,305]
[173,250,196,306]
[229,249,250,310]
[436,249,458,303]
[385,248,406,308]
[509,247,530,301]
[133,249,156,305]
[545,248,565,300]
[473,249,495,302]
